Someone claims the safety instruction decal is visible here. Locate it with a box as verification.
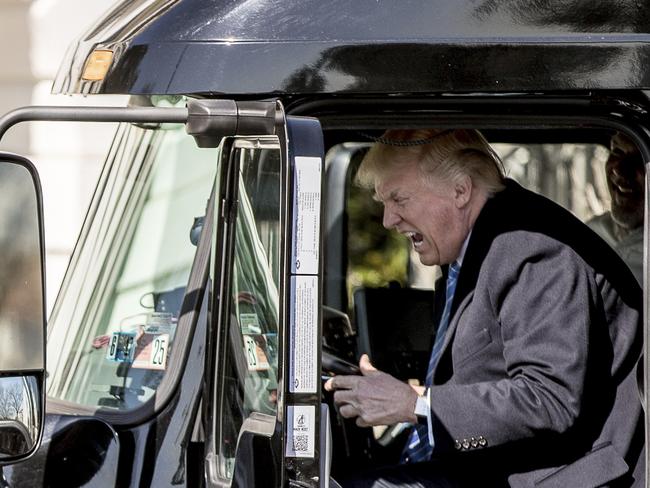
[291,156,322,275]
[289,276,318,393]
[285,405,315,458]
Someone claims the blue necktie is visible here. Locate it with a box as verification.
[401,261,460,463]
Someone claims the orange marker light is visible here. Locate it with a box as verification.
[82,50,114,81]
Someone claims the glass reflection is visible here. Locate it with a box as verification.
[0,375,40,458]
[0,161,44,372]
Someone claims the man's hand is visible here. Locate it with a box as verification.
[324,354,419,427]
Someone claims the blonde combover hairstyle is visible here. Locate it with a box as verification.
[357,129,506,194]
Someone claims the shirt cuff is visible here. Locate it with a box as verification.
[415,388,434,446]
[414,393,429,417]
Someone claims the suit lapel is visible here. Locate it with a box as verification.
[432,290,475,381]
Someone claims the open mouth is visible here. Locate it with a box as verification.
[614,182,636,195]
[611,179,643,203]
[405,231,424,249]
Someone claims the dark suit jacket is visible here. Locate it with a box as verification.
[427,180,644,488]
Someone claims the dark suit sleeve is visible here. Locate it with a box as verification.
[427,233,633,451]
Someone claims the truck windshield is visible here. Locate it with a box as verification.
[46,121,216,411]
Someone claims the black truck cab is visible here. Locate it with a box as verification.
[0,1,649,487]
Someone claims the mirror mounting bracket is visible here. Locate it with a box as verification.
[186,99,277,147]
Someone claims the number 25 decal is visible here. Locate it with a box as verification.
[153,338,166,365]
[149,334,169,369]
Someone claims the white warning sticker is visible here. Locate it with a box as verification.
[291,156,322,275]
[289,275,318,393]
[285,405,315,458]
[242,334,271,371]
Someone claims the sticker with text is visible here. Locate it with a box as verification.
[289,276,318,393]
[291,156,322,275]
[240,313,261,334]
[131,312,174,370]
[243,334,271,371]
[285,405,315,458]
[106,332,136,363]
[132,333,169,370]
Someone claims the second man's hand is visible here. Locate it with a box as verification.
[324,354,419,427]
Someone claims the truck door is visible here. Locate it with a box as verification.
[204,108,327,488]
[0,100,327,487]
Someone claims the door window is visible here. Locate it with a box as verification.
[217,142,281,479]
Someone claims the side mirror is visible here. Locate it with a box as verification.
[0,153,45,463]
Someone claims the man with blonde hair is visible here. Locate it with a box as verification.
[326,129,644,487]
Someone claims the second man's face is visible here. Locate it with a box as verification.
[606,133,645,229]
[375,160,467,266]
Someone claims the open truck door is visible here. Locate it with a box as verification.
[203,104,329,487]
[0,100,331,487]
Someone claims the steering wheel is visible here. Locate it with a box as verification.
[321,350,409,447]
[321,349,360,376]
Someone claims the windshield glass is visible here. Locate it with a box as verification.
[46,121,216,411]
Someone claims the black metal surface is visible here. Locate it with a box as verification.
[53,0,650,96]
[3,415,120,487]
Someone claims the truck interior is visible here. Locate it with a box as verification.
[319,121,644,481]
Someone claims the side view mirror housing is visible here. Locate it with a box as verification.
[0,153,45,463]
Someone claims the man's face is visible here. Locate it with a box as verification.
[606,133,645,229]
[375,161,467,266]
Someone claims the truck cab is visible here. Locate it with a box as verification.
[0,1,649,487]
